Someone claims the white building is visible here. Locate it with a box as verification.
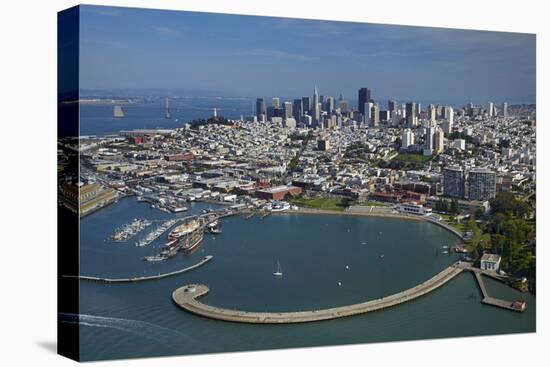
[442,106,453,133]
[396,202,432,215]
[451,139,466,150]
[480,253,501,272]
[401,128,415,149]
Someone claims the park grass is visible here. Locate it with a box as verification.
[289,197,346,211]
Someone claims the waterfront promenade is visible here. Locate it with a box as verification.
[172,262,465,324]
[66,255,213,283]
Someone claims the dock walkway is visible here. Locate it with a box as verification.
[172,262,465,324]
[65,256,213,283]
[467,267,525,312]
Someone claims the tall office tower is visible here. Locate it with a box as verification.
[388,100,397,116]
[503,102,508,117]
[425,122,437,151]
[338,93,344,101]
[406,102,418,127]
[358,88,372,114]
[371,104,380,126]
[302,96,311,114]
[434,127,445,153]
[256,98,266,119]
[320,95,325,109]
[325,96,335,113]
[428,104,437,123]
[436,105,444,119]
[363,102,373,123]
[266,106,275,120]
[443,167,465,198]
[292,99,303,121]
[468,168,496,200]
[442,106,454,134]
[487,102,494,117]
[283,101,293,119]
[312,86,320,125]
[272,97,280,109]
[339,100,349,113]
[401,128,415,149]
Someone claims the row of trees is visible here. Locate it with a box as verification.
[434,198,460,214]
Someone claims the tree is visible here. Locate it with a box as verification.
[450,199,460,214]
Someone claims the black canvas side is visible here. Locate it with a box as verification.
[57,5,80,362]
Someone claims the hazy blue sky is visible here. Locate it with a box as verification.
[79,5,536,105]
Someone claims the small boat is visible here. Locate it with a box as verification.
[345,265,350,270]
[380,254,385,259]
[361,242,367,245]
[337,282,342,286]
[273,261,283,277]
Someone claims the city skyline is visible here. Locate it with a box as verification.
[80,5,535,105]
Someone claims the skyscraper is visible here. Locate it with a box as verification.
[339,100,349,113]
[302,96,311,115]
[256,98,266,119]
[312,86,320,125]
[503,102,508,117]
[272,97,280,109]
[428,104,437,123]
[487,102,494,117]
[325,96,335,113]
[468,169,496,201]
[442,106,454,134]
[358,88,372,115]
[425,122,436,152]
[292,99,303,121]
[444,167,465,198]
[434,127,445,153]
[283,101,293,119]
[388,100,397,117]
[371,104,380,126]
[406,102,418,127]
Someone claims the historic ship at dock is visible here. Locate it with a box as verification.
[168,219,200,240]
[145,218,204,261]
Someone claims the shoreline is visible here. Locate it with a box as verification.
[270,207,466,242]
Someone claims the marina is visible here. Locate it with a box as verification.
[110,218,151,242]
[77,198,535,360]
[136,218,179,247]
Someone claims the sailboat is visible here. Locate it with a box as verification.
[273,261,283,277]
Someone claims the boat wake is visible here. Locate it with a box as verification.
[59,313,187,342]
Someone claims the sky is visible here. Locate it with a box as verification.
[78,5,536,106]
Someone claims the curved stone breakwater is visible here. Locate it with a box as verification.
[65,256,213,283]
[172,262,465,324]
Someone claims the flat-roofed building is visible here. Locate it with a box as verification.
[255,185,302,201]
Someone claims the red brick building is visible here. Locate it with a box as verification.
[255,186,302,201]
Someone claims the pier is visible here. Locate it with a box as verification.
[172,262,465,324]
[65,256,213,283]
[467,267,526,312]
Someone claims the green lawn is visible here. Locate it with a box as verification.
[289,197,346,211]
[437,213,469,234]
[392,152,433,165]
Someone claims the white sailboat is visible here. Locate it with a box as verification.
[273,261,283,277]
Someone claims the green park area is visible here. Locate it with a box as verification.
[289,197,348,211]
